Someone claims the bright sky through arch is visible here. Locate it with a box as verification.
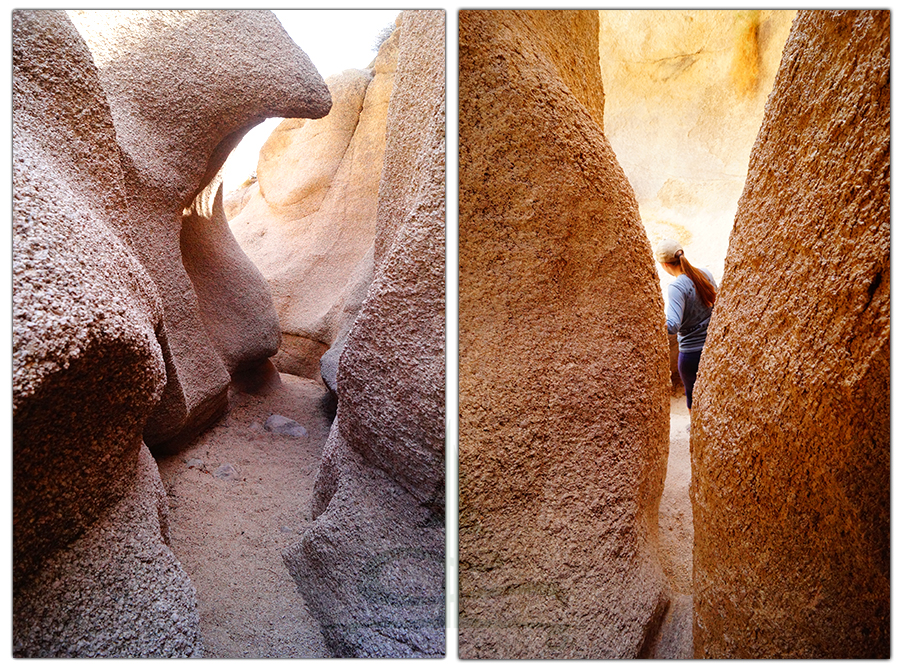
[222,9,400,192]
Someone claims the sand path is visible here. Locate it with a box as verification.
[157,373,332,658]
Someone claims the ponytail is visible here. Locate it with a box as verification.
[677,253,716,308]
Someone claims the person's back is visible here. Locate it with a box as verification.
[667,269,716,352]
[655,238,717,410]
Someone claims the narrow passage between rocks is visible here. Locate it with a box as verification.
[157,373,332,658]
[648,396,694,659]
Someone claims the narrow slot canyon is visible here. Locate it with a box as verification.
[13,9,445,659]
[459,8,889,661]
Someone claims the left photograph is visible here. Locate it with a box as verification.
[12,9,446,658]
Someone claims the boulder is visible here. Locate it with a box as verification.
[691,9,890,659]
[458,10,671,659]
[14,8,332,656]
[230,28,398,380]
[14,445,202,656]
[282,10,446,657]
[12,11,196,656]
[69,9,332,450]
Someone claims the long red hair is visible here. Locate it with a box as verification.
[670,251,716,308]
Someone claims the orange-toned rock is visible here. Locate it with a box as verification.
[458,9,671,659]
[691,9,889,659]
[596,11,795,281]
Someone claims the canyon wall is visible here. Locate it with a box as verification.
[281,10,446,658]
[229,28,397,385]
[598,10,795,283]
[691,9,890,659]
[69,9,331,451]
[13,9,331,656]
[458,10,671,659]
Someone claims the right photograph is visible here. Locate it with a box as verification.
[458,9,889,661]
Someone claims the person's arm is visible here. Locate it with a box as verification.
[666,282,685,335]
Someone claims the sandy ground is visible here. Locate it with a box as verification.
[650,394,694,659]
[659,395,693,594]
[156,377,694,658]
[157,373,333,658]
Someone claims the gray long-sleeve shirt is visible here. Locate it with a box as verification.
[666,269,716,353]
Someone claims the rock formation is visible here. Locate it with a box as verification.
[458,10,671,659]
[13,10,196,656]
[691,9,889,659]
[229,27,398,384]
[69,9,332,451]
[597,10,795,282]
[595,11,795,394]
[14,9,331,656]
[282,10,446,658]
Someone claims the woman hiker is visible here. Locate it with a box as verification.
[655,238,717,411]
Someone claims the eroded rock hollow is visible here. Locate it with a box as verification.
[691,9,890,659]
[458,10,671,659]
[13,9,331,656]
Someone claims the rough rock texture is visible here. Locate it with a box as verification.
[69,9,332,450]
[14,445,202,656]
[691,10,890,659]
[597,10,795,283]
[458,10,671,659]
[13,11,198,655]
[282,10,445,658]
[230,27,398,380]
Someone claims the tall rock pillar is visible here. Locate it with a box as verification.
[459,10,672,659]
[691,10,890,659]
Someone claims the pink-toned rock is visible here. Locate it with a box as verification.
[691,9,889,659]
[180,176,281,376]
[13,10,197,656]
[458,10,671,659]
[282,10,445,658]
[69,9,332,449]
[229,26,398,380]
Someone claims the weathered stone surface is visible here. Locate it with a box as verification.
[14,8,332,656]
[283,10,445,658]
[597,10,795,283]
[230,28,398,380]
[14,445,201,657]
[13,11,198,656]
[181,176,281,376]
[691,10,889,659]
[264,414,309,438]
[69,9,332,449]
[458,10,671,659]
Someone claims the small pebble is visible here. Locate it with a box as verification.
[213,463,240,481]
[264,414,308,438]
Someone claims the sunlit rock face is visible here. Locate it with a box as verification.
[691,9,889,659]
[13,10,198,656]
[14,8,333,656]
[69,9,332,451]
[597,10,795,283]
[282,10,446,658]
[229,28,399,382]
[458,9,671,659]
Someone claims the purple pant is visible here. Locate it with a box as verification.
[678,350,703,410]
